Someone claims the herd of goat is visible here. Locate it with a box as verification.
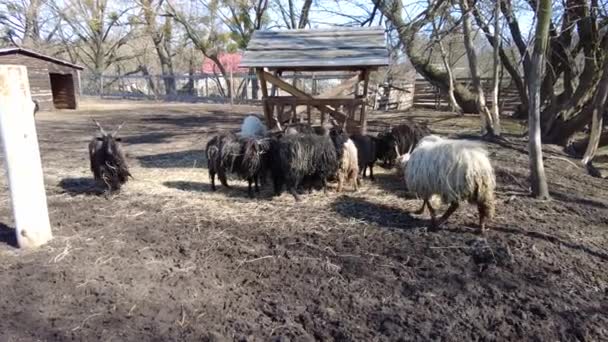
[88,115,496,232]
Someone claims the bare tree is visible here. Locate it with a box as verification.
[53,0,138,86]
[430,9,461,113]
[137,0,176,96]
[490,0,501,135]
[581,62,608,164]
[528,0,551,199]
[274,0,312,28]
[459,0,496,135]
[0,0,60,48]
[167,1,233,97]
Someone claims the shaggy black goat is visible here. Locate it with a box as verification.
[206,132,272,197]
[205,132,237,191]
[270,133,339,201]
[224,136,272,197]
[376,121,430,167]
[89,120,132,193]
[350,134,378,181]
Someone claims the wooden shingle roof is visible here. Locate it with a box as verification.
[0,47,84,70]
[240,27,389,71]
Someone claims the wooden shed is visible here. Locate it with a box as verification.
[0,47,83,111]
[240,27,389,134]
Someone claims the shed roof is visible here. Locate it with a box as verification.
[0,47,84,70]
[240,27,389,71]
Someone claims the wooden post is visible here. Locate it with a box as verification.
[230,68,234,105]
[359,69,370,134]
[0,65,52,248]
[256,68,273,127]
[307,105,312,124]
[205,76,209,97]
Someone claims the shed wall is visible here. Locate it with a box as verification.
[0,53,80,111]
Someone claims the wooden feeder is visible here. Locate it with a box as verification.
[240,27,389,134]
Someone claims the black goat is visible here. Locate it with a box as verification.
[376,121,430,167]
[270,133,339,201]
[206,132,272,197]
[89,120,132,193]
[350,134,378,181]
[205,132,237,191]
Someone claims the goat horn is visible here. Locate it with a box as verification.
[394,145,400,157]
[407,144,414,154]
[112,121,126,136]
[92,119,107,135]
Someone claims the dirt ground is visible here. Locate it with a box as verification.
[0,99,606,341]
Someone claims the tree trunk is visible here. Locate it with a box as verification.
[460,0,495,135]
[491,0,502,135]
[582,62,608,164]
[527,0,551,199]
[431,13,461,113]
[373,0,481,113]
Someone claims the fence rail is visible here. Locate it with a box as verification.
[81,72,358,103]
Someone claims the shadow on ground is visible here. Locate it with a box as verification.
[137,150,206,168]
[0,223,17,248]
[331,195,426,230]
[58,178,103,196]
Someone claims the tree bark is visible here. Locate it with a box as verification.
[491,0,502,135]
[460,0,495,135]
[527,0,551,199]
[582,62,608,164]
[431,12,461,113]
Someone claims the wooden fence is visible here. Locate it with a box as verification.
[413,77,521,113]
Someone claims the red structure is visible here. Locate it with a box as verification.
[202,53,247,74]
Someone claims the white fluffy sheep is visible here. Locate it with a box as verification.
[240,115,267,137]
[337,138,360,192]
[398,135,496,232]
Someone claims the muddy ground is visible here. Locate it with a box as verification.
[0,100,606,341]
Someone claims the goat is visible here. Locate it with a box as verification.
[330,128,359,192]
[205,132,237,191]
[398,135,496,232]
[349,134,378,181]
[222,136,272,197]
[89,120,132,193]
[377,121,430,167]
[240,115,267,137]
[269,133,338,201]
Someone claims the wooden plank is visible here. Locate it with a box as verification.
[262,71,357,126]
[360,69,370,134]
[256,68,272,127]
[0,65,52,248]
[240,56,388,68]
[264,96,364,106]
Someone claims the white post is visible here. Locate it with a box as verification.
[0,65,52,248]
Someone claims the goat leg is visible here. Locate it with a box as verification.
[414,200,427,215]
[427,201,439,231]
[478,202,490,234]
[352,172,359,192]
[337,173,344,193]
[362,165,367,178]
[247,178,254,198]
[218,169,230,188]
[289,186,301,202]
[369,164,375,181]
[254,176,260,193]
[209,171,216,191]
[436,202,459,227]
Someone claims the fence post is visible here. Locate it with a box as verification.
[0,65,52,248]
[230,69,234,105]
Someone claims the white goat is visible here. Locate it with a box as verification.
[240,115,267,137]
[398,135,496,232]
[337,138,360,192]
